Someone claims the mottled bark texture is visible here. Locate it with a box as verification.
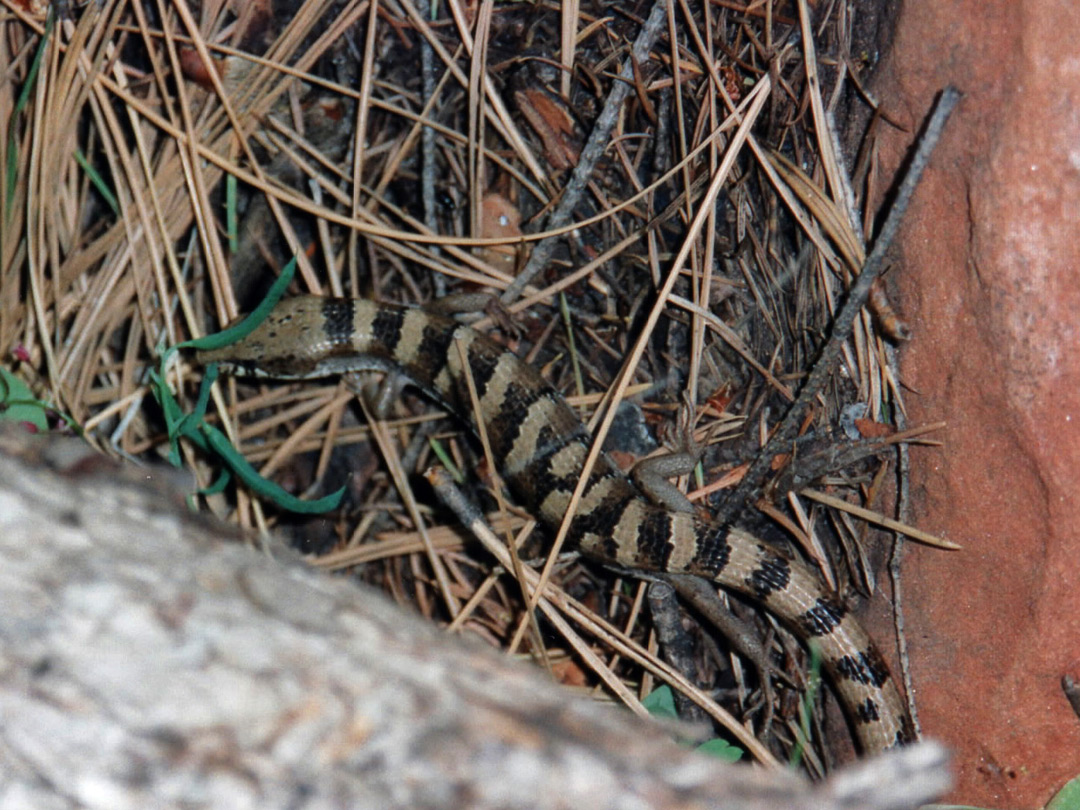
[0,427,948,809]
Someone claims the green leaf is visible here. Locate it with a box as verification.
[558,291,585,399]
[73,149,119,216]
[1047,775,1080,810]
[642,685,679,721]
[176,255,297,353]
[226,174,238,253]
[200,422,345,513]
[199,468,232,496]
[790,641,824,770]
[695,738,742,763]
[7,9,53,215]
[149,259,343,514]
[428,436,464,483]
[148,365,207,466]
[641,685,742,763]
[0,368,50,432]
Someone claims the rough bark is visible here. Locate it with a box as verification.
[0,426,949,809]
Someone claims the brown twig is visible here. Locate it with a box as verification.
[714,86,961,526]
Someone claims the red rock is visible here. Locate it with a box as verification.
[869,0,1080,804]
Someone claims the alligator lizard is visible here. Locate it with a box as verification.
[198,294,915,754]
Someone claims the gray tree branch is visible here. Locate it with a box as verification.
[0,426,949,809]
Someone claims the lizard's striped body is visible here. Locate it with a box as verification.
[198,295,914,753]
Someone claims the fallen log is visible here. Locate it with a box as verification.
[0,427,949,809]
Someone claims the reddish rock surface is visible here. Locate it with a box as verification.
[869,0,1080,805]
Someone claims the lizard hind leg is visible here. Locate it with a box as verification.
[631,394,704,515]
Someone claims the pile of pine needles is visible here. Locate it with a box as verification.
[0,0,949,773]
